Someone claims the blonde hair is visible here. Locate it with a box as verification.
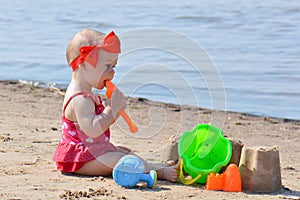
[66,29,106,65]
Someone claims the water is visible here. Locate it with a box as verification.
[0,0,299,120]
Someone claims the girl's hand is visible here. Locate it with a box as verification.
[106,89,127,116]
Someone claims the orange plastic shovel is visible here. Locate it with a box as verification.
[105,80,138,133]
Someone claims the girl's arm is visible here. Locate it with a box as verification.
[72,90,126,138]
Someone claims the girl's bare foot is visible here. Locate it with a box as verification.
[157,163,179,182]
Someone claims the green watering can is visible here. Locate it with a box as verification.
[178,124,232,184]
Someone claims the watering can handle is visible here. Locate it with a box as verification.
[179,160,202,185]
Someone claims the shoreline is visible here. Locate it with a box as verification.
[3,79,300,122]
[0,80,299,199]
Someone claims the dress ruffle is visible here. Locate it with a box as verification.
[53,142,117,163]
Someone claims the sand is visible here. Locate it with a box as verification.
[0,80,299,200]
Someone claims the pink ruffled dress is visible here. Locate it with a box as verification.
[53,92,117,172]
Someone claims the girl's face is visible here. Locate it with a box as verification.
[85,50,118,90]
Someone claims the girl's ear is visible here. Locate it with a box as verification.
[78,62,87,71]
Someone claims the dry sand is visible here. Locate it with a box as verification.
[0,81,299,200]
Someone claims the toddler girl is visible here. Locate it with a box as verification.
[53,29,178,182]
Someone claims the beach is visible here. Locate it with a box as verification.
[0,80,299,200]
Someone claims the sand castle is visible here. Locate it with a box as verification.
[239,146,282,192]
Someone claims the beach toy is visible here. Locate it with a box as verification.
[113,155,157,189]
[178,124,232,184]
[105,80,138,133]
[206,164,242,192]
